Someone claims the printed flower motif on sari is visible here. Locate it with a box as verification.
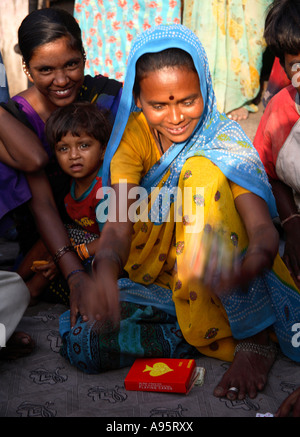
[204,223,212,233]
[214,191,221,201]
[193,194,205,206]
[73,343,81,355]
[141,223,148,233]
[174,280,182,290]
[143,273,153,283]
[189,291,197,301]
[183,170,192,180]
[73,326,82,336]
[183,215,194,226]
[159,253,167,262]
[131,264,141,270]
[204,327,219,340]
[175,241,184,255]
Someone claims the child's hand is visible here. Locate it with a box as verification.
[31,259,58,281]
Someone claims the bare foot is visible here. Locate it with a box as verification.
[213,335,277,400]
[0,331,35,360]
[227,107,249,121]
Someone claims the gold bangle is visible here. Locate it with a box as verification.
[281,213,300,226]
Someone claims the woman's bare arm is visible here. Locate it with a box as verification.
[234,192,279,281]
[0,106,48,171]
[27,170,99,327]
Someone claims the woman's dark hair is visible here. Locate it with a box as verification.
[264,0,300,65]
[18,8,84,65]
[45,102,112,151]
[133,48,196,97]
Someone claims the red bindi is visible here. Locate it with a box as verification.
[169,95,174,100]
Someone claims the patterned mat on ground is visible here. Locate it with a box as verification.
[1,302,299,418]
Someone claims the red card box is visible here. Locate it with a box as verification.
[124,358,198,394]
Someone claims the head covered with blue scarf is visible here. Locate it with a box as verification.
[102,24,277,219]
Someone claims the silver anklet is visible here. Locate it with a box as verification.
[234,341,277,358]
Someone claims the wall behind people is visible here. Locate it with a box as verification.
[182,0,272,119]
[74,0,181,81]
[0,0,28,96]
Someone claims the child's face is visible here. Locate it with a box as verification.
[284,53,300,93]
[54,131,104,183]
[134,66,204,149]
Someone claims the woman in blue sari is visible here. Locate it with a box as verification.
[60,24,300,401]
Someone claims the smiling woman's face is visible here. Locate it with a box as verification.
[27,36,85,110]
[134,66,203,150]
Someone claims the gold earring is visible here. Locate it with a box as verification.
[22,60,31,77]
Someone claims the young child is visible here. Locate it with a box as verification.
[253,0,300,289]
[17,102,112,303]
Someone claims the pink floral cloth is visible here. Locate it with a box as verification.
[74,0,181,81]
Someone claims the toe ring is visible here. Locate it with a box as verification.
[228,386,239,393]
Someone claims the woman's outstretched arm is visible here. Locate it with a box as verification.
[27,170,99,327]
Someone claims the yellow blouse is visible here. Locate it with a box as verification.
[110,111,249,199]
